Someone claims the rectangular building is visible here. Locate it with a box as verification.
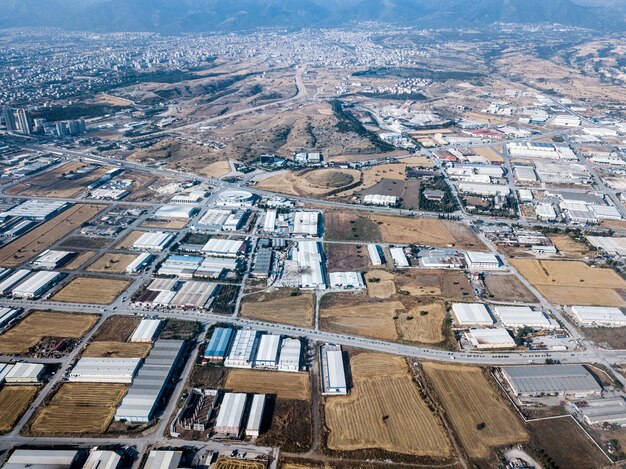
[246,393,266,437]
[12,271,62,299]
[215,392,247,435]
[255,334,281,369]
[329,271,364,290]
[133,232,174,252]
[201,238,246,257]
[0,307,20,329]
[293,211,320,236]
[130,319,161,343]
[83,450,121,469]
[501,364,602,397]
[5,362,44,383]
[321,345,347,395]
[570,306,626,327]
[295,241,326,289]
[494,306,555,329]
[464,251,500,270]
[125,252,153,274]
[203,327,234,363]
[368,244,382,266]
[144,451,182,469]
[0,269,31,296]
[224,329,259,368]
[464,328,516,349]
[277,338,301,372]
[32,250,75,269]
[452,303,494,326]
[389,247,409,268]
[3,450,79,469]
[69,357,141,384]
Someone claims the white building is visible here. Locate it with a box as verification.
[277,338,301,372]
[69,357,141,384]
[125,252,153,274]
[321,345,347,395]
[5,362,44,383]
[294,241,326,289]
[254,334,281,369]
[144,451,182,469]
[225,329,259,368]
[133,232,174,252]
[329,271,365,290]
[570,306,626,327]
[215,392,247,435]
[196,209,231,230]
[367,244,382,266]
[464,328,516,349]
[363,194,397,206]
[0,269,31,296]
[130,319,161,343]
[83,450,121,469]
[246,394,266,437]
[201,238,246,257]
[32,250,75,269]
[293,211,320,236]
[389,247,409,268]
[12,271,62,299]
[464,251,500,270]
[494,306,555,329]
[154,204,198,219]
[3,450,79,469]
[458,183,510,197]
[452,303,494,326]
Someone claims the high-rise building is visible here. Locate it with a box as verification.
[2,107,16,131]
[16,108,32,135]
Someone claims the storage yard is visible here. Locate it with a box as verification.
[30,383,127,434]
[325,353,452,458]
[225,369,310,400]
[51,277,130,304]
[511,259,626,306]
[0,203,104,267]
[423,363,528,459]
[0,311,99,354]
[240,290,315,327]
[0,386,38,433]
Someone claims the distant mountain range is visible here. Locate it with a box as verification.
[1,0,625,33]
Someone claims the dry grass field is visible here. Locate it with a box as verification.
[325,244,369,272]
[399,302,447,344]
[240,290,314,327]
[0,386,38,433]
[423,363,528,459]
[86,253,139,273]
[324,211,382,242]
[0,204,105,267]
[30,383,127,434]
[225,369,310,400]
[325,353,451,457]
[213,458,266,469]
[511,259,626,306]
[82,341,152,358]
[321,299,406,341]
[256,169,361,197]
[0,311,99,354]
[473,146,504,163]
[52,277,130,305]
[395,269,473,301]
[140,218,188,229]
[114,231,144,250]
[370,215,486,250]
[364,270,396,298]
[201,160,231,178]
[401,156,434,167]
[91,315,141,342]
[483,274,537,303]
[63,251,96,270]
[548,235,592,258]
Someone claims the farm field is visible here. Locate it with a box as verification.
[325,353,451,457]
[213,458,266,469]
[86,253,139,273]
[423,363,528,460]
[399,302,447,344]
[63,251,96,270]
[30,383,127,434]
[256,168,361,197]
[114,230,144,250]
[473,146,504,163]
[225,369,310,400]
[91,315,141,342]
[510,259,626,306]
[364,270,396,299]
[52,277,131,305]
[0,311,99,354]
[483,274,537,303]
[0,203,105,267]
[324,211,382,242]
[140,218,188,229]
[548,234,592,258]
[82,341,151,358]
[325,244,369,272]
[0,386,38,433]
[401,156,434,167]
[395,269,473,301]
[240,290,314,327]
[59,236,109,250]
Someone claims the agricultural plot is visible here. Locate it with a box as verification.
[0,203,105,267]
[395,269,473,301]
[0,311,99,355]
[0,386,38,433]
[86,253,139,273]
[52,277,130,305]
[140,218,188,229]
[483,274,537,303]
[473,146,504,163]
[548,234,592,258]
[364,270,396,299]
[59,236,109,250]
[423,363,528,460]
[114,230,144,250]
[63,251,96,270]
[224,369,310,400]
[82,341,151,358]
[30,383,127,434]
[325,353,451,458]
[240,290,314,327]
[511,259,626,306]
[324,211,382,242]
[213,458,266,469]
[325,244,369,272]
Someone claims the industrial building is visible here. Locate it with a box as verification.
[329,271,364,290]
[144,451,182,469]
[171,192,206,205]
[154,204,198,219]
[321,344,347,395]
[570,306,626,327]
[368,244,382,266]
[293,211,320,236]
[125,252,153,274]
[3,450,80,469]
[452,303,494,326]
[196,209,231,230]
[201,238,246,257]
[419,248,465,269]
[158,255,203,278]
[363,194,397,206]
[115,339,184,423]
[535,204,558,221]
[255,334,281,369]
[69,357,141,383]
[294,241,326,289]
[130,319,161,343]
[0,307,20,329]
[83,450,121,469]
[170,280,217,309]
[575,398,626,426]
[251,246,272,278]
[5,362,44,383]
[203,327,234,363]
[464,251,500,270]
[215,392,247,435]
[0,269,32,296]
[0,200,68,220]
[246,394,266,437]
[458,183,510,196]
[215,189,258,207]
[223,210,248,231]
[389,247,409,268]
[133,232,174,252]
[501,364,602,397]
[225,329,259,368]
[32,250,76,269]
[12,271,62,299]
[277,338,301,372]
[494,306,555,329]
[586,236,626,256]
[464,328,516,349]
[0,363,14,384]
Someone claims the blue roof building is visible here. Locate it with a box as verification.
[203,327,234,362]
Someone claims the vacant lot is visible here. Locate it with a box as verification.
[324,211,382,242]
[257,168,361,197]
[82,341,151,358]
[325,353,451,457]
[91,315,141,342]
[86,253,139,273]
[52,277,130,305]
[473,146,504,163]
[582,327,626,350]
[0,311,99,354]
[63,251,96,270]
[59,236,109,250]
[484,274,537,303]
[214,458,266,469]
[326,244,369,272]
[225,369,310,400]
[423,363,528,459]
[364,270,396,299]
[0,204,105,267]
[400,302,447,344]
[240,290,314,327]
[511,259,626,306]
[30,383,127,434]
[395,269,472,301]
[548,234,592,258]
[359,179,421,210]
[0,386,38,433]
[140,218,188,229]
[114,230,144,250]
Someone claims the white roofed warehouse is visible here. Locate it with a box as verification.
[570,306,626,327]
[452,303,494,326]
[5,362,44,383]
[321,344,347,395]
[12,271,63,299]
[501,364,602,397]
[464,251,500,270]
[277,338,301,372]
[494,306,555,330]
[215,392,247,435]
[130,319,161,343]
[464,328,516,349]
[3,449,79,469]
[246,393,266,437]
[132,231,174,252]
[295,241,326,289]
[224,329,259,369]
[254,334,281,369]
[69,357,141,384]
[144,450,182,469]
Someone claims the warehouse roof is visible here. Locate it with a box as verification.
[0,200,68,220]
[4,449,79,468]
[494,306,553,328]
[130,319,161,342]
[293,211,319,236]
[502,364,602,395]
[452,303,494,325]
[571,306,626,325]
[83,450,121,469]
[256,334,281,364]
[329,271,364,289]
[0,269,31,295]
[154,204,197,219]
[6,362,44,380]
[133,232,174,250]
[465,328,515,347]
[246,394,266,434]
[69,357,141,383]
[12,271,61,296]
[326,349,346,390]
[144,451,182,469]
[204,327,234,359]
[201,238,246,256]
[465,251,500,266]
[0,363,14,383]
[278,338,301,370]
[215,392,247,432]
[226,329,258,363]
